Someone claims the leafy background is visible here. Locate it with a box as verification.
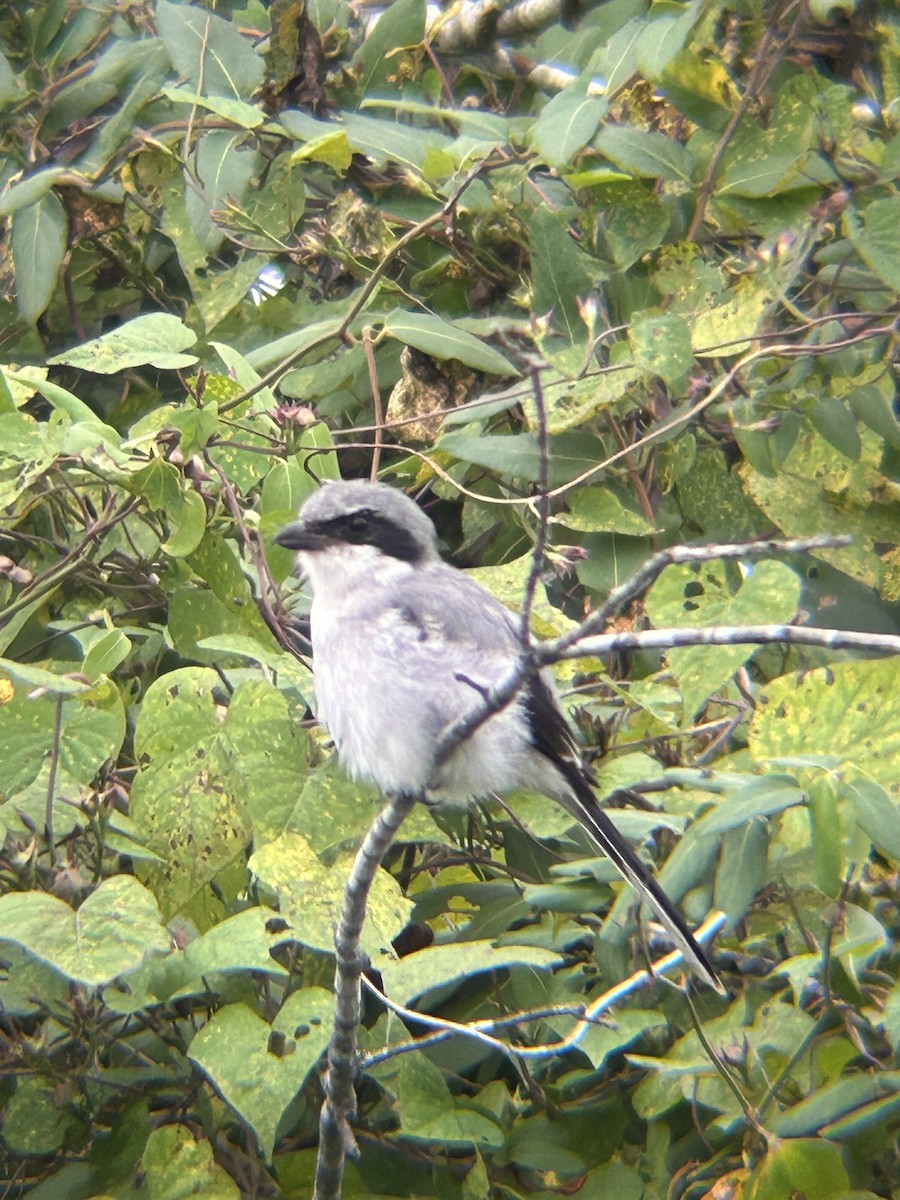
[0,0,899,1196]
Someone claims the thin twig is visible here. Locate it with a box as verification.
[361,912,727,1067]
[362,326,383,480]
[44,696,64,867]
[221,159,494,411]
[547,534,853,658]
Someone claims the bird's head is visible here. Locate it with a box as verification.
[275,480,440,592]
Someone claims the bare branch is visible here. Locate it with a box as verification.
[314,792,418,1200]
[548,534,853,657]
[550,624,900,662]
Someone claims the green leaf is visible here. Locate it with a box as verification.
[746,1138,849,1200]
[628,313,693,386]
[698,776,806,836]
[768,1072,900,1139]
[189,989,333,1158]
[540,366,642,434]
[139,1125,239,1200]
[183,130,261,253]
[646,559,802,719]
[530,206,595,344]
[0,659,89,695]
[249,831,413,956]
[11,192,68,323]
[741,427,899,593]
[156,0,264,98]
[843,779,900,860]
[160,488,207,558]
[533,88,606,169]
[808,776,841,896]
[808,396,861,461]
[596,125,695,182]
[438,430,601,485]
[381,941,562,1004]
[845,196,900,291]
[82,629,131,682]
[161,86,264,128]
[0,877,170,987]
[3,1078,78,1155]
[48,313,198,373]
[382,310,518,376]
[750,657,900,802]
[0,676,126,796]
[558,485,656,536]
[289,129,352,172]
[0,166,71,216]
[354,0,425,95]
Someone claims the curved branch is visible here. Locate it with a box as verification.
[314,791,418,1200]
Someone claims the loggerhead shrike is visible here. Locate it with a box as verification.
[275,480,720,990]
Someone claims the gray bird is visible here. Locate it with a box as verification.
[275,479,720,990]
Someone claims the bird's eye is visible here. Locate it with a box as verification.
[346,513,370,536]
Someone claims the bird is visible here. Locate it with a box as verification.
[274,479,721,990]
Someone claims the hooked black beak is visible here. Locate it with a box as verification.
[274,521,322,551]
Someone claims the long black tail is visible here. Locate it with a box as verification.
[555,761,723,992]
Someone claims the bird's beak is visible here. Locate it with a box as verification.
[274,521,323,551]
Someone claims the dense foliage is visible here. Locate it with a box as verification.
[0,0,899,1195]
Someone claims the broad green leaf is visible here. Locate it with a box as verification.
[0,166,71,216]
[156,0,264,97]
[48,313,198,373]
[596,125,695,182]
[845,195,900,291]
[438,430,602,485]
[768,1072,900,1139]
[249,831,413,956]
[646,559,802,719]
[691,278,772,354]
[4,370,122,451]
[289,129,352,171]
[628,313,693,386]
[698,776,806,836]
[540,365,642,434]
[557,486,656,536]
[808,396,861,461]
[713,819,769,927]
[0,676,125,796]
[601,179,669,270]
[183,130,261,253]
[370,1050,496,1145]
[381,941,562,1004]
[0,877,170,987]
[750,657,900,801]
[3,1078,78,1155]
[843,779,900,859]
[82,629,131,682]
[189,989,332,1158]
[140,1125,239,1200]
[530,206,595,344]
[382,310,518,376]
[741,428,899,593]
[11,192,68,323]
[808,776,841,896]
[746,1138,849,1200]
[133,667,222,764]
[354,0,425,95]
[533,88,606,169]
[160,487,207,558]
[161,86,264,128]
[0,659,89,695]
